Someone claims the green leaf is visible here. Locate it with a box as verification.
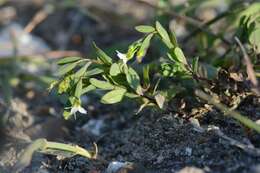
[160,85,183,101]
[173,47,187,65]
[89,78,114,90]
[57,57,82,65]
[126,67,143,95]
[135,25,155,33]
[110,63,121,76]
[155,21,174,48]
[74,62,92,78]
[57,62,78,76]
[126,40,142,59]
[143,65,150,88]
[58,77,70,94]
[170,30,178,47]
[75,79,82,98]
[93,43,113,65]
[63,110,71,120]
[101,88,126,104]
[85,68,104,77]
[136,33,154,62]
[124,92,140,98]
[249,28,260,53]
[198,63,219,80]
[192,57,199,73]
[82,85,96,94]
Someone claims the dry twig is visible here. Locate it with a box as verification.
[23,5,53,33]
[235,37,260,96]
[133,0,231,45]
[207,126,260,157]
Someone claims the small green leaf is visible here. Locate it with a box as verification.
[75,79,82,98]
[135,25,155,33]
[192,57,199,73]
[143,65,150,88]
[136,33,154,62]
[170,30,178,47]
[82,85,96,94]
[249,28,260,53]
[57,62,78,76]
[63,110,71,120]
[101,88,126,104]
[124,92,140,98]
[58,77,70,94]
[158,85,183,101]
[93,43,113,65]
[74,62,92,78]
[173,47,187,65]
[198,63,219,80]
[155,21,174,48]
[126,40,142,59]
[89,78,114,90]
[110,63,121,76]
[126,67,143,95]
[85,68,104,77]
[57,57,82,65]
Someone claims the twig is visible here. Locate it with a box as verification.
[134,0,231,45]
[183,0,246,43]
[44,50,82,59]
[183,11,231,43]
[0,50,82,60]
[206,126,260,157]
[136,0,201,25]
[195,90,260,133]
[23,5,53,33]
[235,37,259,96]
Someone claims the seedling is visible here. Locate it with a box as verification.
[14,138,97,172]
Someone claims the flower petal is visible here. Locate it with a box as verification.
[116,50,126,60]
[116,50,128,64]
[78,106,87,114]
[70,107,78,115]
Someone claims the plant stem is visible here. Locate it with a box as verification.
[195,90,260,133]
[45,140,96,159]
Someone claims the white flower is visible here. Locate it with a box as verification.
[70,104,87,119]
[116,50,128,64]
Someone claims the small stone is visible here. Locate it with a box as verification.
[185,147,192,156]
[251,164,260,173]
[177,167,205,173]
[81,119,105,136]
[105,162,146,173]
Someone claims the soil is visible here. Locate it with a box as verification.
[0,1,259,173]
[0,87,259,173]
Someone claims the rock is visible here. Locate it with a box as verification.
[251,164,260,173]
[105,161,147,173]
[184,147,192,156]
[0,23,50,57]
[177,167,205,173]
[81,119,105,136]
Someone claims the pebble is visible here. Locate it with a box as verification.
[177,167,205,173]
